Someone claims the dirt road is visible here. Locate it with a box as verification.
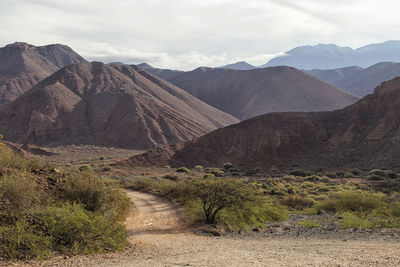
[21,190,400,266]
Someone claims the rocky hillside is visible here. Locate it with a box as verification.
[122,77,400,171]
[0,42,86,105]
[157,66,359,120]
[0,62,238,149]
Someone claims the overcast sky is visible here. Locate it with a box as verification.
[1,0,399,70]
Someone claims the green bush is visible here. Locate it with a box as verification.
[176,167,190,173]
[280,195,314,210]
[205,168,224,177]
[351,169,361,175]
[0,173,40,220]
[183,178,268,226]
[317,191,385,213]
[223,162,233,171]
[369,169,386,177]
[0,145,41,171]
[61,172,130,222]
[325,173,337,178]
[289,170,307,177]
[79,165,91,172]
[367,175,384,181]
[37,203,127,254]
[203,174,215,179]
[0,220,51,260]
[194,165,204,172]
[336,171,345,178]
[0,145,130,260]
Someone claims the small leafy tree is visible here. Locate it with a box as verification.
[184,178,260,224]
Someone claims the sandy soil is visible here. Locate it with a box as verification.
[7,191,400,267]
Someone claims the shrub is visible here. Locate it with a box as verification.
[223,162,233,171]
[99,156,105,160]
[369,169,386,177]
[325,173,337,178]
[61,172,130,222]
[336,171,345,178]
[101,166,112,172]
[205,168,224,177]
[37,203,127,254]
[0,173,40,220]
[176,167,190,173]
[385,171,398,179]
[280,195,314,210]
[79,165,91,172]
[351,169,361,175]
[317,191,385,214]
[163,174,178,181]
[0,220,51,260]
[194,165,204,172]
[289,170,307,177]
[183,178,262,225]
[203,174,215,179]
[0,146,41,171]
[367,175,384,181]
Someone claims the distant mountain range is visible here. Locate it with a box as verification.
[143,66,359,120]
[261,40,400,69]
[0,42,86,105]
[306,62,400,97]
[122,77,400,172]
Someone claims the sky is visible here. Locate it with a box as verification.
[1,0,399,70]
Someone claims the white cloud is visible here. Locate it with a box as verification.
[1,0,400,70]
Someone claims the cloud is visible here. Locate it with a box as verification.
[1,0,399,70]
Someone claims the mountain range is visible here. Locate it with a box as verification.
[144,66,359,120]
[261,41,400,69]
[306,62,400,97]
[0,62,237,149]
[122,77,400,172]
[0,42,86,105]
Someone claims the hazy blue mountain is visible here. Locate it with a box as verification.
[220,61,257,70]
[261,41,400,70]
[306,62,400,96]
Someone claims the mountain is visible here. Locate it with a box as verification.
[307,62,400,97]
[262,41,400,69]
[122,77,400,172]
[0,42,87,105]
[144,66,185,81]
[156,66,359,120]
[137,63,154,69]
[0,62,238,149]
[220,61,257,70]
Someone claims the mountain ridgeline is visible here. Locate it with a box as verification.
[145,66,359,120]
[0,42,87,105]
[122,77,400,171]
[0,62,238,149]
[262,41,400,69]
[307,62,400,97]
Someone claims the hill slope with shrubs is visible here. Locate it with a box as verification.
[0,143,130,260]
